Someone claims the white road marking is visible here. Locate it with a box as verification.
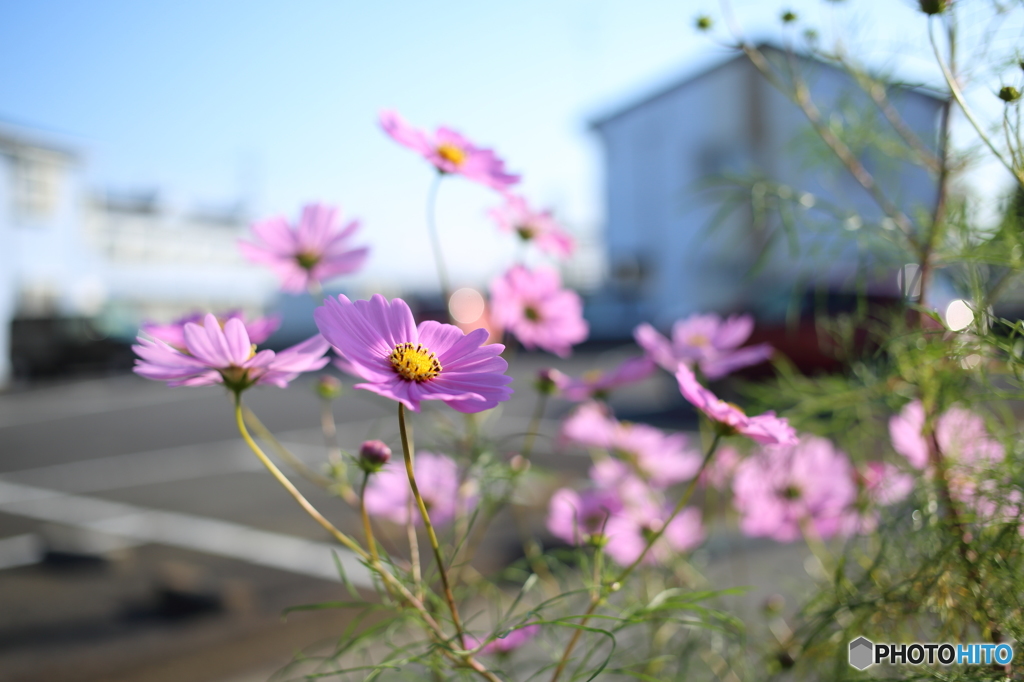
[0,533,44,570]
[0,480,371,585]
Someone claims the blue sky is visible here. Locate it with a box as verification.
[0,1,1016,289]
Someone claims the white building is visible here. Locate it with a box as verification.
[0,122,277,385]
[587,46,944,338]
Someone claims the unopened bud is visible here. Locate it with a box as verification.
[587,532,609,548]
[763,594,786,616]
[358,440,391,473]
[535,368,564,395]
[780,10,797,23]
[999,86,1021,103]
[509,454,531,474]
[315,375,343,400]
[918,0,946,14]
[695,15,713,31]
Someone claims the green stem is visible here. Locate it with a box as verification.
[398,403,467,647]
[426,174,452,310]
[522,392,549,460]
[549,433,722,682]
[236,394,500,681]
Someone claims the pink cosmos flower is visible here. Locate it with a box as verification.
[561,402,702,488]
[489,265,588,357]
[842,461,916,535]
[888,401,929,469]
[698,445,742,489]
[379,110,519,191]
[603,505,705,567]
[478,625,540,655]
[547,487,623,545]
[239,203,369,293]
[555,356,656,402]
[635,313,773,379]
[732,436,857,542]
[142,310,280,351]
[133,314,330,391]
[675,365,798,445]
[314,294,513,413]
[488,194,574,258]
[364,452,467,526]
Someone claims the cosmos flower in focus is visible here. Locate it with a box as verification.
[488,194,574,258]
[379,110,519,191]
[489,265,588,357]
[314,294,513,413]
[732,436,857,542]
[676,365,797,445]
[133,314,330,391]
[363,451,467,526]
[635,313,773,379]
[141,310,280,352]
[239,203,369,293]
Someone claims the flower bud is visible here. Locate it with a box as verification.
[358,440,391,473]
[695,15,713,31]
[780,10,797,23]
[999,86,1021,103]
[315,375,343,400]
[509,453,531,474]
[918,0,946,14]
[534,368,565,395]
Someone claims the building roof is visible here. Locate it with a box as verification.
[589,43,945,130]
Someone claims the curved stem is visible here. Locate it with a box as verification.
[426,173,452,309]
[236,394,500,681]
[408,497,424,601]
[928,18,1024,187]
[521,392,549,460]
[398,403,467,647]
[550,433,722,682]
[242,405,336,491]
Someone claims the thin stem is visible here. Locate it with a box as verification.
[398,403,467,648]
[242,405,336,491]
[521,392,549,460]
[928,18,1024,187]
[550,433,722,682]
[320,398,358,505]
[408,497,424,601]
[426,173,452,309]
[359,475,382,565]
[236,394,501,681]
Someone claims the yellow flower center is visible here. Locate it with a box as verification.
[389,342,442,382]
[437,143,466,166]
[689,334,710,347]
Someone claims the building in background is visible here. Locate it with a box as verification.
[586,46,945,339]
[0,121,278,385]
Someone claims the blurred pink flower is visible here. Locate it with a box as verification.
[379,110,519,191]
[732,436,857,542]
[239,203,369,293]
[634,313,773,379]
[133,313,329,391]
[561,402,702,488]
[556,356,655,402]
[889,401,1004,470]
[314,294,513,414]
[842,461,916,535]
[467,625,540,656]
[489,265,588,357]
[142,310,280,352]
[675,365,798,445]
[547,486,624,545]
[488,194,574,258]
[698,445,742,489]
[364,452,466,526]
[603,505,705,567]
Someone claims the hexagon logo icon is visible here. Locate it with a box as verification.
[849,637,874,670]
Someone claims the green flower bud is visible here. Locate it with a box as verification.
[315,375,343,400]
[781,10,798,23]
[695,15,713,31]
[918,0,946,15]
[999,86,1021,103]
